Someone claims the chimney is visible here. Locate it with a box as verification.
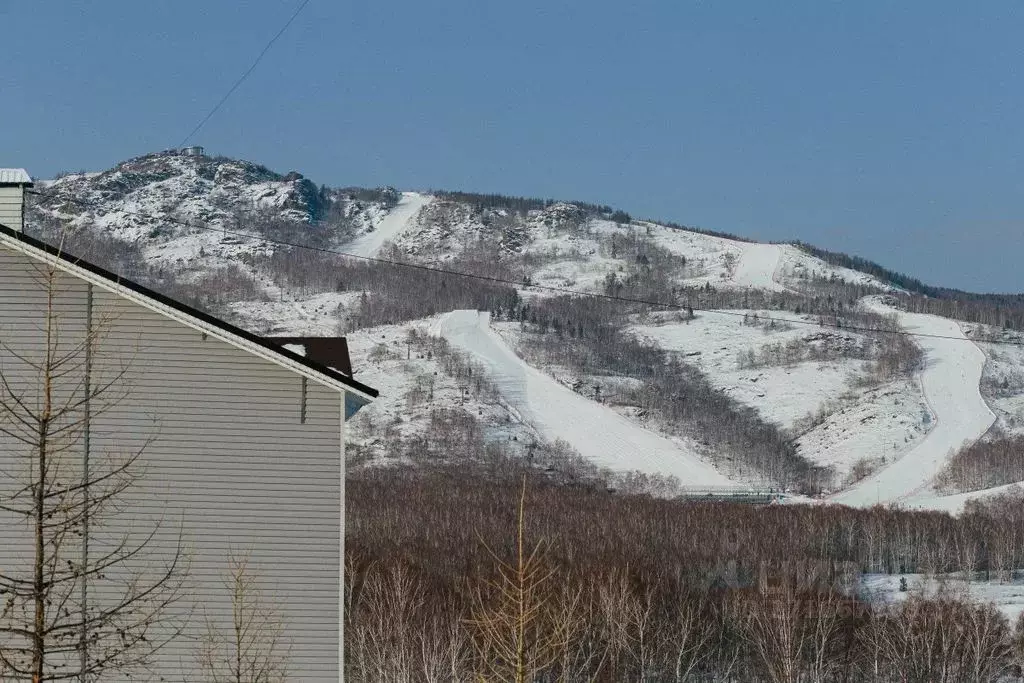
[0,169,33,232]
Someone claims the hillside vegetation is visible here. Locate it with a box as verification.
[24,151,1024,501]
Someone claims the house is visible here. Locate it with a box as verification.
[0,217,377,678]
[0,168,33,232]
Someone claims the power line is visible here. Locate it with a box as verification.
[48,196,1024,348]
[178,0,313,148]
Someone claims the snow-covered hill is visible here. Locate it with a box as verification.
[433,310,734,486]
[23,151,1024,509]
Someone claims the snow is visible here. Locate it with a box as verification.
[732,243,785,291]
[796,382,932,483]
[859,573,1024,624]
[961,325,1024,434]
[641,228,892,292]
[631,312,860,429]
[345,320,530,455]
[432,310,735,485]
[344,192,430,258]
[778,245,900,292]
[913,483,1024,514]
[631,311,931,482]
[831,300,995,507]
[227,291,362,336]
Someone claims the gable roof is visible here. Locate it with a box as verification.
[0,222,378,400]
[0,169,33,186]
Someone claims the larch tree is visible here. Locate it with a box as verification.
[0,257,185,680]
[467,476,564,683]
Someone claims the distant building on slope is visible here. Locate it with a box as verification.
[0,168,33,232]
[181,145,205,157]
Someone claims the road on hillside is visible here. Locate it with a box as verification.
[345,192,430,258]
[432,310,735,485]
[831,300,994,506]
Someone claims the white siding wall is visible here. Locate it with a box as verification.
[0,247,345,680]
[0,187,24,232]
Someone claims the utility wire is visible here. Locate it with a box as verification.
[178,0,313,147]
[48,195,1024,348]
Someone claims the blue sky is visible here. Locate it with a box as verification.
[4,1,1023,292]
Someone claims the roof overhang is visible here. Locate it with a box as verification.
[0,224,378,401]
[0,168,33,186]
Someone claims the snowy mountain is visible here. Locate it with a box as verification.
[24,150,1024,510]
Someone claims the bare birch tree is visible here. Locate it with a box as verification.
[199,553,289,683]
[0,258,184,680]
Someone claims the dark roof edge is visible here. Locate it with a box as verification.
[0,223,378,398]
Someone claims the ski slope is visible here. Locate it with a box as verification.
[345,192,430,257]
[432,311,734,485]
[831,302,995,507]
[733,243,785,291]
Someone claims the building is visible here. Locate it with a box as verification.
[0,217,377,679]
[181,145,205,157]
[0,168,33,232]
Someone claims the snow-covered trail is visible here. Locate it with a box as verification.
[432,311,735,485]
[345,192,430,258]
[831,302,995,507]
[733,243,785,291]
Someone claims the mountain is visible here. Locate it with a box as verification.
[24,150,1024,509]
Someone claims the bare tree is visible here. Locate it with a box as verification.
[349,563,425,682]
[667,590,719,682]
[417,608,470,683]
[467,476,563,683]
[596,570,663,679]
[198,553,289,683]
[0,258,184,680]
[739,586,814,683]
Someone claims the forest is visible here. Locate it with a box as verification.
[345,459,1024,682]
[936,433,1024,494]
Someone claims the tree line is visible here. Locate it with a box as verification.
[936,432,1024,493]
[794,242,1024,330]
[430,190,622,219]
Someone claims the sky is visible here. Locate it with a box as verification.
[3,1,1023,292]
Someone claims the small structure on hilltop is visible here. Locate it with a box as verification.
[0,168,33,232]
[181,145,205,157]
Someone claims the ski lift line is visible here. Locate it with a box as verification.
[50,196,1024,348]
[178,0,313,148]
